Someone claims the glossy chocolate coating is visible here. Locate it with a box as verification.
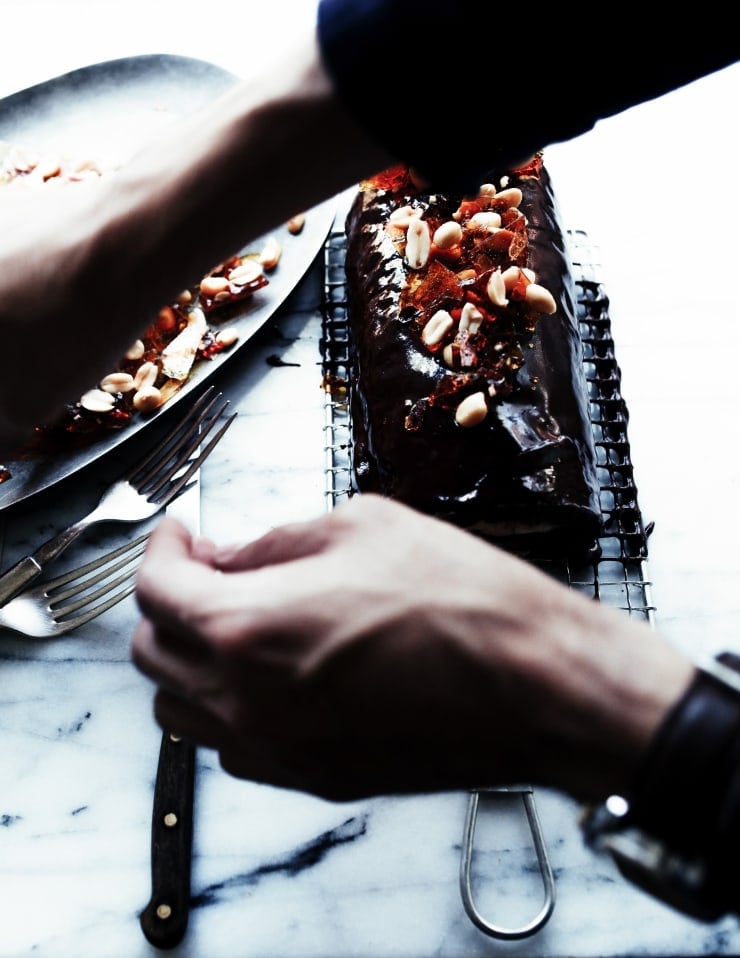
[345,163,602,558]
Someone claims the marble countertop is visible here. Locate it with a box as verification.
[1,5,740,956]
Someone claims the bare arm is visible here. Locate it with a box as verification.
[0,28,394,449]
[1,6,733,448]
[132,495,695,802]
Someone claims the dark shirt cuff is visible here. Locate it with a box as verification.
[316,0,738,192]
[584,654,740,921]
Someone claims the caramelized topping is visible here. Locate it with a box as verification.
[365,158,555,430]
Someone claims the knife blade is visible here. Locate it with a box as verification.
[139,477,199,950]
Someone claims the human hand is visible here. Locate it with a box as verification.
[132,494,694,802]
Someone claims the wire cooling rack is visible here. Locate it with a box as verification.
[320,224,655,624]
[319,220,656,940]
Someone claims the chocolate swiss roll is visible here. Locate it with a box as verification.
[345,156,602,558]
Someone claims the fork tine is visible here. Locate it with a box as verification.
[150,408,237,507]
[125,386,221,491]
[143,393,231,502]
[134,391,234,503]
[40,533,150,594]
[51,579,138,633]
[46,537,149,633]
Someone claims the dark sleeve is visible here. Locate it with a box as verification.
[583,654,740,922]
[317,0,738,191]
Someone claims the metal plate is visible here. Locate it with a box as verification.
[0,54,335,511]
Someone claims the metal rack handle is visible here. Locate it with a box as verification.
[459,787,556,940]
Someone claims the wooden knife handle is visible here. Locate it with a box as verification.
[139,731,197,949]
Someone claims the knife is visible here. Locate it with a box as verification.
[139,730,197,949]
[139,478,199,950]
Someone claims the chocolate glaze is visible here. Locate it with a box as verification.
[345,161,602,558]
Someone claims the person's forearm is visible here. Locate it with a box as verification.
[90,28,395,329]
[0,28,395,446]
[498,591,696,801]
[423,532,697,800]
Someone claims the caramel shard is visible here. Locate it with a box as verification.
[161,309,207,380]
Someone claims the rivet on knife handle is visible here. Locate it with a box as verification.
[140,731,197,949]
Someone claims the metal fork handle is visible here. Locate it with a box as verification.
[0,519,90,606]
[140,731,197,950]
[0,555,44,606]
[29,518,91,568]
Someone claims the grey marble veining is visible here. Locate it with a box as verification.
[2,6,740,956]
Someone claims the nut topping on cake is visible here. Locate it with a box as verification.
[362,160,563,431]
[345,154,602,556]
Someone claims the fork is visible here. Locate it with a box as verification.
[0,533,149,637]
[0,386,236,605]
